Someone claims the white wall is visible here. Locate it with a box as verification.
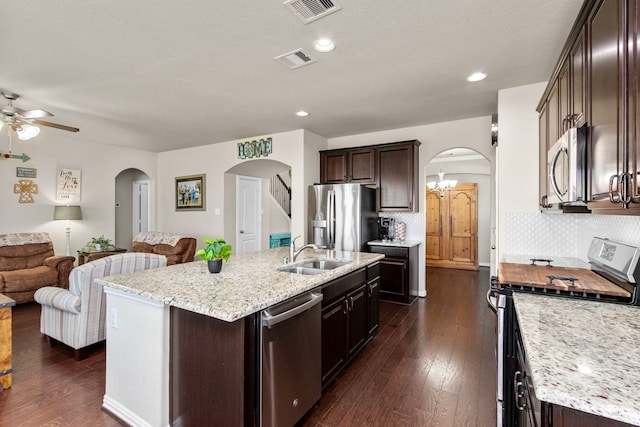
[0,132,157,256]
[328,116,496,296]
[496,82,547,262]
[156,130,327,251]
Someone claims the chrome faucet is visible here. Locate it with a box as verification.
[288,236,319,263]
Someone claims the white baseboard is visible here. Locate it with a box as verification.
[103,395,168,427]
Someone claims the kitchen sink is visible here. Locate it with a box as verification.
[277,260,351,275]
[297,260,350,270]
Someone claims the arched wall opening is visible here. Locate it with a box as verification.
[223,159,292,251]
[114,168,151,250]
[425,147,493,269]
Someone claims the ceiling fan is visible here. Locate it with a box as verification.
[0,90,79,140]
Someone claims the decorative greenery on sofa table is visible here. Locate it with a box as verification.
[86,235,113,252]
[195,237,232,273]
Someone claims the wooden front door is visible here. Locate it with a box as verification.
[426,183,478,271]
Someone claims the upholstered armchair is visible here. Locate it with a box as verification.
[132,231,196,265]
[0,232,75,304]
[34,252,167,360]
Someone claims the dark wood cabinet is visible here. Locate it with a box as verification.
[349,148,376,183]
[588,0,625,206]
[320,150,348,184]
[547,79,561,143]
[538,0,640,213]
[366,262,380,336]
[539,102,551,209]
[321,297,347,385]
[376,140,420,212]
[559,61,570,135]
[319,140,421,212]
[170,307,258,427]
[369,244,418,304]
[570,27,588,128]
[320,147,375,184]
[320,267,374,388]
[346,283,368,357]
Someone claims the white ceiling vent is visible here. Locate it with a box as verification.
[283,0,341,24]
[274,49,317,69]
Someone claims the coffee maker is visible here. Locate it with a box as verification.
[377,217,395,240]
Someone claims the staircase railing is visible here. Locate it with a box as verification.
[269,174,291,218]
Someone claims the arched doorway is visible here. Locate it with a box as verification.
[425,148,492,270]
[114,168,151,250]
[224,159,291,253]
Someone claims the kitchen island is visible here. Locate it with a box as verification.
[513,293,640,426]
[97,247,383,427]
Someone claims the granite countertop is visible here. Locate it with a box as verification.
[97,247,383,322]
[513,293,640,425]
[367,239,421,248]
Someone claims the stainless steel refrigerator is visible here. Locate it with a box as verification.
[308,183,377,252]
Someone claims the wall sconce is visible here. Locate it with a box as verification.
[53,205,82,256]
[427,171,457,198]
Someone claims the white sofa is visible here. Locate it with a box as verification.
[34,252,167,360]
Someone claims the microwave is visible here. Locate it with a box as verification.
[547,127,588,205]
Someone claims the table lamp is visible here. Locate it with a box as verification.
[53,205,83,256]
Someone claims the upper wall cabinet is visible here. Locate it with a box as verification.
[319,140,421,212]
[376,140,420,212]
[537,0,640,214]
[320,147,375,184]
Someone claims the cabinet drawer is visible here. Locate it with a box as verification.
[367,262,380,281]
[369,245,408,259]
[321,268,366,306]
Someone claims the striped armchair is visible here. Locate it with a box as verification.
[34,252,167,360]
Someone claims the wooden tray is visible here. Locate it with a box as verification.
[498,262,630,297]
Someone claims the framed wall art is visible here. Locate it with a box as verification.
[175,174,205,211]
[56,169,81,203]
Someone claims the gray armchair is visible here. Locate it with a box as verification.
[34,252,167,360]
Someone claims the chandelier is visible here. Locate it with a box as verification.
[427,171,457,198]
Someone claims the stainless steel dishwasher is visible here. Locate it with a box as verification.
[260,288,323,427]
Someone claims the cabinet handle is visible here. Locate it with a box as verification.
[343,299,348,314]
[619,172,632,205]
[540,194,552,209]
[439,214,442,236]
[609,174,621,204]
[513,370,527,411]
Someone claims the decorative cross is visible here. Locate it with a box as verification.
[13,179,38,204]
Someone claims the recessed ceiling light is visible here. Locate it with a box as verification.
[296,110,309,117]
[467,72,487,82]
[312,38,336,53]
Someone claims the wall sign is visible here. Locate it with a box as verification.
[56,169,82,203]
[16,167,37,178]
[237,137,272,159]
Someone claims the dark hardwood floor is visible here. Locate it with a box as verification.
[0,267,496,427]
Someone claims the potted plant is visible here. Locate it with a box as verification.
[195,237,232,273]
[89,235,112,251]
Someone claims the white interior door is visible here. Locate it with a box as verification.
[236,175,261,254]
[132,181,149,237]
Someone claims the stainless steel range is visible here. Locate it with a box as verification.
[494,237,640,426]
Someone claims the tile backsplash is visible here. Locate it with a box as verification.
[380,213,423,241]
[504,211,640,260]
